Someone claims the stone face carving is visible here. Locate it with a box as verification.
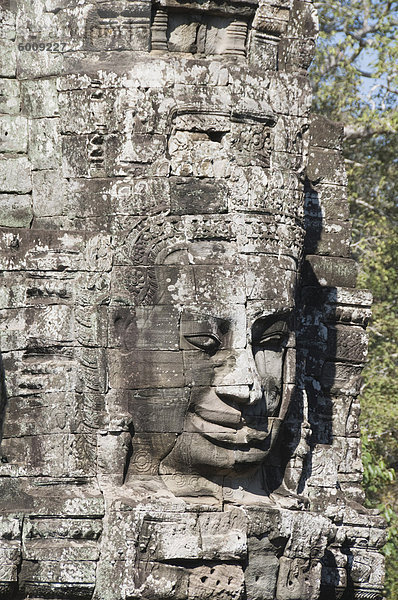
[0,0,386,599]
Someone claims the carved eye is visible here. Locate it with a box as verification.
[257,332,287,348]
[184,333,221,353]
[252,318,289,350]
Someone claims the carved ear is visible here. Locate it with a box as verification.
[112,308,137,350]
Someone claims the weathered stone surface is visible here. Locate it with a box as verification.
[0,115,28,153]
[0,0,384,598]
[0,195,32,228]
[0,157,31,193]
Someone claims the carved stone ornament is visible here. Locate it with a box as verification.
[0,0,385,599]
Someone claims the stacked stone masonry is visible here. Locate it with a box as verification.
[0,0,385,599]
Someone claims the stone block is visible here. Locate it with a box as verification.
[110,176,170,215]
[279,37,316,73]
[303,255,358,288]
[110,132,167,175]
[23,539,99,561]
[64,178,112,221]
[308,445,338,488]
[61,134,90,177]
[0,544,20,564]
[283,512,332,559]
[160,472,223,502]
[306,147,347,185]
[249,33,279,70]
[0,434,69,477]
[350,549,385,591]
[84,2,151,52]
[325,303,372,327]
[188,564,245,600]
[0,79,20,114]
[0,562,17,583]
[127,432,177,476]
[0,230,85,271]
[20,558,97,583]
[3,349,76,397]
[0,304,73,349]
[277,557,322,600]
[309,436,363,487]
[193,264,247,303]
[22,581,95,599]
[127,388,188,433]
[138,513,200,561]
[29,117,61,170]
[245,255,297,301]
[0,115,28,152]
[170,177,228,214]
[128,560,189,600]
[337,437,363,476]
[2,394,73,437]
[23,517,102,540]
[321,362,363,394]
[21,78,59,117]
[0,516,21,540]
[108,349,184,390]
[305,182,349,221]
[199,508,247,560]
[245,536,279,600]
[0,4,16,40]
[309,115,344,150]
[268,73,312,117]
[59,88,118,134]
[327,324,368,364]
[97,431,130,479]
[32,169,65,216]
[0,271,75,309]
[0,39,16,77]
[304,218,352,257]
[0,156,31,193]
[327,287,373,308]
[309,395,360,439]
[0,194,32,228]
[108,305,180,351]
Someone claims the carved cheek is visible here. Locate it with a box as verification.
[254,349,283,379]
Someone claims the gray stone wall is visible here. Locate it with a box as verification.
[0,1,385,599]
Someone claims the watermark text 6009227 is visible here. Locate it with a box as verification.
[17,42,68,52]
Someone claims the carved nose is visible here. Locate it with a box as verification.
[215,382,263,406]
[214,346,264,405]
[215,385,251,404]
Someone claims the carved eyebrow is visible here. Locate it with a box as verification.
[181,314,230,335]
[258,321,289,342]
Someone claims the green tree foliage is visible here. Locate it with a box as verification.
[310,1,398,597]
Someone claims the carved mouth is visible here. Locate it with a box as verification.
[188,413,270,448]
